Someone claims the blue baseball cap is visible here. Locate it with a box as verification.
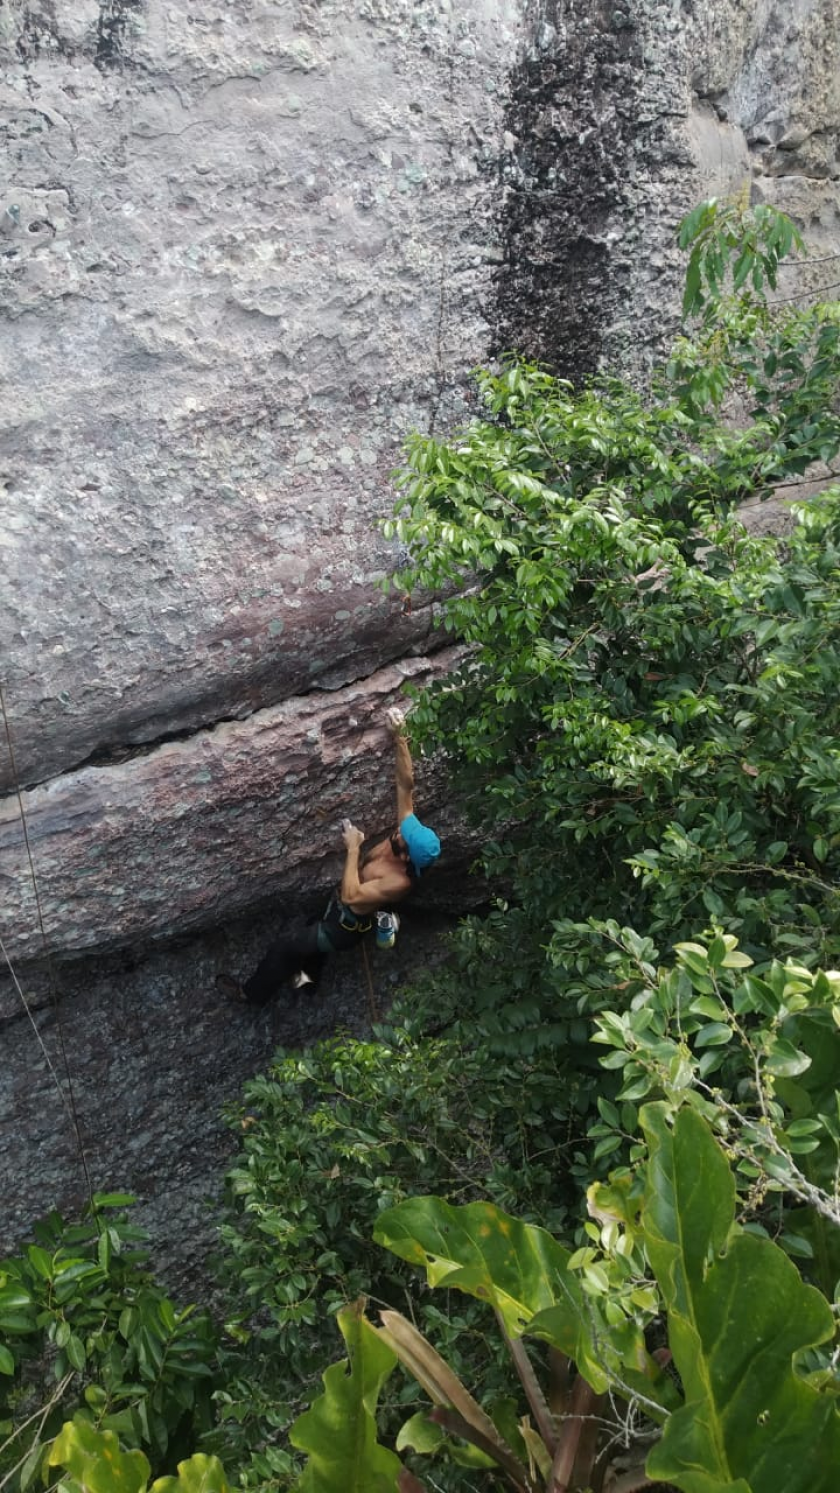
[400,813,441,875]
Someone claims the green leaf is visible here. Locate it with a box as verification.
[49,1418,151,1493]
[26,1246,53,1280]
[765,1040,811,1078]
[289,1299,404,1492]
[98,1230,112,1272]
[375,1196,649,1395]
[0,1344,14,1375]
[720,950,753,969]
[396,1413,445,1455]
[19,1441,45,1493]
[694,1022,732,1047]
[683,255,703,318]
[374,1196,571,1337]
[152,1455,231,1493]
[0,1286,34,1310]
[642,1105,840,1493]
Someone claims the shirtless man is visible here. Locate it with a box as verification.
[220,707,441,1006]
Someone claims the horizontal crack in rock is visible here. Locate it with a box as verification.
[6,632,454,795]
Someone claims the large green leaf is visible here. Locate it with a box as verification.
[642,1102,734,1320]
[289,1299,404,1493]
[374,1197,570,1335]
[374,1196,653,1396]
[49,1419,151,1493]
[643,1104,840,1493]
[153,1457,231,1493]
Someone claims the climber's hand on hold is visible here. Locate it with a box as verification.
[341,819,365,852]
[385,706,406,737]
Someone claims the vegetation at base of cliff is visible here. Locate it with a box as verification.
[4,199,840,1492]
[0,1199,217,1493]
[216,197,840,1489]
[291,1006,840,1493]
[206,1030,578,1487]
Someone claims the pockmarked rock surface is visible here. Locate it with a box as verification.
[495,0,840,381]
[1,0,522,791]
[2,0,839,970]
[0,651,467,963]
[0,899,462,1296]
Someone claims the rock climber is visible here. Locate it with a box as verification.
[218,707,441,1005]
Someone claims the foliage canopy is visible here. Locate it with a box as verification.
[385,200,840,1013]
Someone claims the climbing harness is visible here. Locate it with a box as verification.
[337,900,373,936]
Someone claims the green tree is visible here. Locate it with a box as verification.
[210,1030,577,1490]
[0,1199,217,1493]
[384,201,840,1035]
[289,939,840,1491]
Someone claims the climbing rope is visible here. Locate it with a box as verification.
[0,682,96,1209]
[359,940,380,1024]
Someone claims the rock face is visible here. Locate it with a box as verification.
[2,0,521,800]
[0,651,465,963]
[0,896,464,1292]
[495,0,840,382]
[2,0,839,1276]
[1,0,839,962]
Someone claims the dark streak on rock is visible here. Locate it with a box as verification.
[95,0,144,70]
[492,0,643,383]
[15,1,76,61]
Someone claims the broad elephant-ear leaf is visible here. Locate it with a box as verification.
[289,1299,404,1493]
[374,1196,570,1335]
[49,1419,151,1493]
[374,1196,652,1396]
[152,1455,231,1493]
[642,1104,840,1493]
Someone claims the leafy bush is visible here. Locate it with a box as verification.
[572,928,840,1288]
[210,1028,578,1487]
[289,940,840,1492]
[291,1104,840,1493]
[383,201,840,1026]
[0,1198,217,1493]
[47,1417,233,1493]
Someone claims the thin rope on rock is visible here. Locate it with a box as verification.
[0,682,96,1210]
[360,940,380,1024]
[0,931,77,1128]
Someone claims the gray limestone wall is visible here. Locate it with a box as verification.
[2,0,839,1264]
[2,0,521,795]
[495,0,840,380]
[3,0,839,964]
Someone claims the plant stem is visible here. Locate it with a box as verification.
[549,1375,603,1493]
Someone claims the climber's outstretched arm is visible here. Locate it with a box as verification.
[386,707,414,823]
